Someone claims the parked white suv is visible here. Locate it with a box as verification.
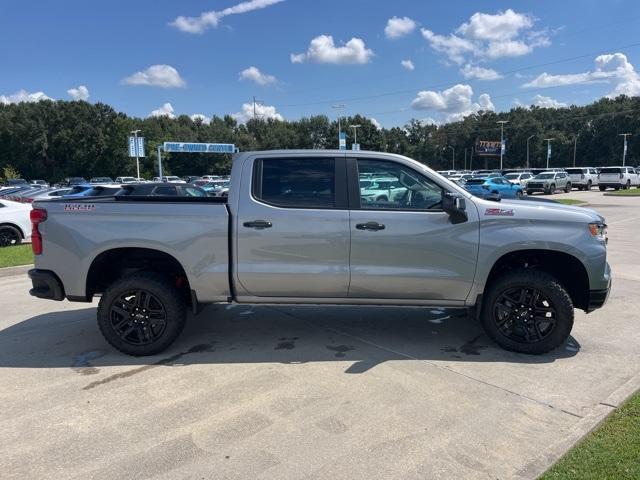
[504,172,534,187]
[565,167,599,191]
[0,199,31,247]
[598,166,640,190]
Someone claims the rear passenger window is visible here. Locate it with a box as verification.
[152,186,178,196]
[254,158,336,208]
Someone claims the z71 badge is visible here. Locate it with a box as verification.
[485,207,514,216]
[64,204,95,212]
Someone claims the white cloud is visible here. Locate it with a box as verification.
[123,65,186,88]
[291,35,374,64]
[401,59,415,71]
[149,102,175,119]
[461,64,502,80]
[239,66,277,85]
[485,40,532,59]
[411,83,494,122]
[0,89,52,104]
[385,16,416,39]
[370,118,381,130]
[457,9,533,41]
[421,9,548,65]
[171,0,285,34]
[190,113,211,124]
[67,85,89,101]
[233,102,283,123]
[532,95,567,108]
[523,52,640,97]
[421,29,475,65]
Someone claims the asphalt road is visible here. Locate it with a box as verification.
[1,189,639,479]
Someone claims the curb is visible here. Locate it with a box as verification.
[0,264,33,278]
[517,372,640,479]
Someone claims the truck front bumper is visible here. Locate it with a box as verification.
[28,269,65,301]
[586,265,611,313]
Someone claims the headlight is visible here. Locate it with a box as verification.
[588,222,608,243]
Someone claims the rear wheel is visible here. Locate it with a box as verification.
[0,225,22,247]
[586,180,592,190]
[97,272,187,356]
[480,269,574,354]
[626,180,631,189]
[515,190,523,198]
[599,186,606,191]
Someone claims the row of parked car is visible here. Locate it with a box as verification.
[0,177,233,247]
[438,166,640,198]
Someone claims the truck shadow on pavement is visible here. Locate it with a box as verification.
[0,304,580,375]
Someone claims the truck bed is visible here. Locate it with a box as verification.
[33,196,231,303]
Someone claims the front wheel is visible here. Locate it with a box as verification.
[564,182,571,193]
[515,190,523,198]
[526,190,534,196]
[480,269,574,354]
[586,180,592,190]
[97,272,187,356]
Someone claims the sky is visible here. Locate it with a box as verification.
[1,0,640,128]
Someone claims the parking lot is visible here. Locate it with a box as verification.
[0,189,638,480]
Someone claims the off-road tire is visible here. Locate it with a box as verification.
[480,269,574,355]
[97,272,187,356]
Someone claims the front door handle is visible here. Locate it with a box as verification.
[243,220,272,229]
[356,222,386,231]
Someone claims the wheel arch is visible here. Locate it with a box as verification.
[86,247,191,301]
[0,222,25,239]
[483,249,590,311]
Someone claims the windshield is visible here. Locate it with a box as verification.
[534,173,555,179]
[504,173,519,179]
[600,167,622,173]
[565,169,583,174]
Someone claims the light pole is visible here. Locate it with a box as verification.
[332,104,345,149]
[444,146,455,170]
[350,124,361,150]
[544,138,554,169]
[497,120,509,170]
[573,134,579,167]
[619,133,632,166]
[131,129,141,179]
[526,134,535,169]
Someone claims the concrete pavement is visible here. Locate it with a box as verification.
[0,189,638,479]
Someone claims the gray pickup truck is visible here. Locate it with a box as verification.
[28,150,611,356]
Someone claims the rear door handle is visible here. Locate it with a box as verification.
[355,222,386,231]
[243,220,272,229]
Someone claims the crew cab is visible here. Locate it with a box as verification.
[28,150,611,356]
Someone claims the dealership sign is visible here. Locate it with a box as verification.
[476,140,502,156]
[163,142,236,153]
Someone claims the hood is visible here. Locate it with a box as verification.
[474,197,603,223]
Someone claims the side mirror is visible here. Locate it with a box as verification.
[442,192,468,224]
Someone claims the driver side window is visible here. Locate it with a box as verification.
[357,159,444,210]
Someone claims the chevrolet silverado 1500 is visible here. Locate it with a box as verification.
[28,150,611,356]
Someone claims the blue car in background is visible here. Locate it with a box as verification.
[463,176,524,199]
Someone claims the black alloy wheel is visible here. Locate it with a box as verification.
[109,289,168,346]
[0,226,21,247]
[493,287,556,344]
[97,272,187,356]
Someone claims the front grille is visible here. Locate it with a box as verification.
[527,183,544,188]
